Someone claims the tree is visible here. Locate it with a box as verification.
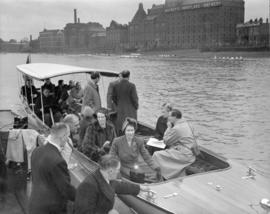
[9,39,17,43]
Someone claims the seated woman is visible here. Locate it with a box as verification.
[155,103,172,140]
[110,118,161,182]
[81,108,116,162]
[152,109,196,180]
[67,81,83,113]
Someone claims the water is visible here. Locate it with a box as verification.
[1,52,270,176]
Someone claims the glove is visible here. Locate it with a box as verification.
[154,167,162,181]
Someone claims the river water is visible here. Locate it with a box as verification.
[0,52,270,176]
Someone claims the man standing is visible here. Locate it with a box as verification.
[82,72,101,112]
[112,70,138,135]
[106,73,122,112]
[29,123,75,214]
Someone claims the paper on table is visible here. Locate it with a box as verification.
[146,137,166,149]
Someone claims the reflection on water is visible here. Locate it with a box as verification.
[0,53,270,175]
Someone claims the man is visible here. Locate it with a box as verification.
[112,70,138,135]
[106,73,122,112]
[63,114,80,148]
[34,88,61,127]
[82,72,101,112]
[55,80,69,105]
[21,78,39,105]
[29,123,75,214]
[74,155,148,214]
[41,78,55,97]
[152,109,196,179]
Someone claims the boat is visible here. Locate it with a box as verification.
[1,63,269,214]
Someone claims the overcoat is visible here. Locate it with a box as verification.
[74,169,140,214]
[28,143,75,214]
[82,81,101,112]
[112,79,138,134]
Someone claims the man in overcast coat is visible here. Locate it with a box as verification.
[112,70,138,135]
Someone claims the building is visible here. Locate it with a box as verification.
[39,29,64,52]
[106,20,128,52]
[129,0,245,50]
[236,18,269,48]
[64,9,105,52]
[88,32,106,52]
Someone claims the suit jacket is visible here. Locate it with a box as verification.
[74,169,140,214]
[112,79,138,134]
[28,143,75,214]
[82,81,101,112]
[110,136,158,173]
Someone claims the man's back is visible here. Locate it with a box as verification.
[29,143,75,214]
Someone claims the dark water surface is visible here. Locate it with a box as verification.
[1,53,270,176]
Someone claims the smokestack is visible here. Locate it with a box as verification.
[30,35,32,41]
[74,9,77,24]
[78,18,80,23]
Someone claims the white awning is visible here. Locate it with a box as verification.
[16,63,119,80]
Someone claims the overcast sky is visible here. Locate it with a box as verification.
[0,0,268,41]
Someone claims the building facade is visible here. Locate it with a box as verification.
[129,0,244,50]
[39,29,64,52]
[236,18,269,48]
[64,22,105,52]
[106,20,128,52]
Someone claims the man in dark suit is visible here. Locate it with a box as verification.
[29,123,75,214]
[74,155,146,214]
[112,70,139,135]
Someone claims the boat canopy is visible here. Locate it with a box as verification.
[16,63,119,80]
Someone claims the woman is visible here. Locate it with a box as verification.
[81,108,116,162]
[110,118,161,181]
[155,103,172,140]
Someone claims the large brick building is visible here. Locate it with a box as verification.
[106,20,128,52]
[63,9,105,52]
[236,18,269,48]
[129,0,244,50]
[39,29,64,52]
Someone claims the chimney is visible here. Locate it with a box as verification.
[78,18,80,23]
[74,9,77,23]
[30,35,32,41]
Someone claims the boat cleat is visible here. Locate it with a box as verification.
[242,167,256,180]
[163,192,179,199]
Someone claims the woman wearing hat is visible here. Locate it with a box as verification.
[109,118,161,181]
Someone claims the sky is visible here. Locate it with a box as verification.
[0,0,268,41]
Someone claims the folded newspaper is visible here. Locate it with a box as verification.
[146,137,166,149]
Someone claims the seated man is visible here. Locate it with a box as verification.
[67,81,83,113]
[55,80,69,108]
[41,78,55,97]
[63,114,80,148]
[152,109,196,179]
[34,88,62,127]
[21,78,39,105]
[81,108,116,162]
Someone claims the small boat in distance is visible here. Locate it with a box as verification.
[2,63,269,214]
